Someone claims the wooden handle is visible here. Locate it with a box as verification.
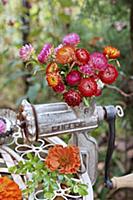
[111,173,133,189]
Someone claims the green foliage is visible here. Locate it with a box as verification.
[9,153,88,199]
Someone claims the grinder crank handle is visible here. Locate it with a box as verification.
[111,173,133,189]
[103,105,124,189]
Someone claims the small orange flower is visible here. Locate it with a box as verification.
[46,62,59,74]
[46,73,61,87]
[0,176,22,200]
[56,45,76,64]
[45,145,81,174]
[103,46,120,59]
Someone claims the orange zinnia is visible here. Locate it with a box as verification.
[0,176,22,200]
[45,145,81,174]
[103,46,120,59]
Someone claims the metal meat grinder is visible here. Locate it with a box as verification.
[17,100,123,188]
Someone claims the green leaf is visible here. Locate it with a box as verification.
[9,166,17,173]
[44,191,54,199]
[76,183,88,196]
[27,153,33,160]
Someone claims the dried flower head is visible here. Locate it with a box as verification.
[19,44,34,61]
[56,45,76,64]
[89,52,108,71]
[63,33,80,46]
[38,43,52,64]
[103,46,120,59]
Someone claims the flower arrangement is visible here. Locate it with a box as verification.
[0,176,22,200]
[19,33,120,107]
[9,145,88,200]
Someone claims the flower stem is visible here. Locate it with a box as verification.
[83,97,90,107]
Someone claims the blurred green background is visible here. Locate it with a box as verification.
[0,0,133,199]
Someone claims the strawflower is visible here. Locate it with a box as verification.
[54,44,63,54]
[63,89,82,106]
[103,46,120,59]
[66,70,81,86]
[0,176,22,200]
[45,145,81,174]
[46,62,59,74]
[19,44,34,61]
[98,64,118,84]
[56,45,76,64]
[38,43,52,64]
[53,81,65,93]
[63,33,80,46]
[46,73,61,87]
[89,52,108,71]
[79,63,94,76]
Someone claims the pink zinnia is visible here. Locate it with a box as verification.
[38,43,52,64]
[63,33,80,46]
[19,44,34,61]
[90,52,108,71]
[0,119,6,134]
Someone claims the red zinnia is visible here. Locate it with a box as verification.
[45,145,81,174]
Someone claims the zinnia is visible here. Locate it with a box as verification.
[0,176,22,200]
[45,145,81,174]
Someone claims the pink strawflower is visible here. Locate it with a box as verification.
[90,52,108,71]
[19,44,34,61]
[38,43,52,64]
[79,63,95,76]
[54,44,63,54]
[0,119,6,134]
[66,70,81,86]
[63,33,80,46]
